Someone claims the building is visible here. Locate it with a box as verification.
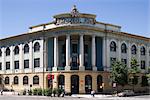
[0,6,150,94]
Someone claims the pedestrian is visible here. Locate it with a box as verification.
[0,89,3,95]
[91,90,95,97]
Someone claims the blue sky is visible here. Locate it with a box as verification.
[0,0,150,39]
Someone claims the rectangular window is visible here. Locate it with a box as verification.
[24,60,29,69]
[34,58,40,68]
[6,62,10,70]
[121,59,127,65]
[110,57,116,66]
[14,61,19,69]
[62,44,66,54]
[141,60,145,69]
[72,44,77,53]
[84,44,88,54]
[0,62,2,70]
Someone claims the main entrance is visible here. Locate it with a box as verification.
[71,75,79,94]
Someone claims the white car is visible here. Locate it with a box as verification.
[118,90,134,97]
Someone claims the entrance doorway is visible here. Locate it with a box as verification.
[71,75,79,94]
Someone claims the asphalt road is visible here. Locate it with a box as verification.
[0,95,149,100]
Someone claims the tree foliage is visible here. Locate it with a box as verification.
[111,60,128,86]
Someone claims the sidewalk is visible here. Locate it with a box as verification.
[71,94,112,98]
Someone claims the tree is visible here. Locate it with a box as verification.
[128,58,140,91]
[111,60,128,88]
[146,67,150,86]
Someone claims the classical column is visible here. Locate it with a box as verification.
[19,44,23,72]
[53,36,58,71]
[29,41,33,72]
[10,46,14,73]
[2,47,5,73]
[128,43,131,68]
[40,39,44,68]
[65,34,71,71]
[102,37,106,70]
[118,41,121,61]
[92,35,97,71]
[106,38,110,71]
[79,34,85,71]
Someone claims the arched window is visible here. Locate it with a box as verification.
[23,76,28,85]
[14,76,19,84]
[85,75,92,93]
[140,46,145,55]
[131,45,137,55]
[58,75,65,90]
[34,42,40,52]
[5,77,9,84]
[97,75,103,92]
[24,44,29,53]
[6,47,10,56]
[121,43,127,53]
[14,46,19,55]
[33,75,39,85]
[110,41,116,52]
[0,49,2,57]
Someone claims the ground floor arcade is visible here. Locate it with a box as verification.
[0,71,148,94]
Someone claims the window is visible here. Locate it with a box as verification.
[149,50,150,56]
[34,58,40,68]
[24,44,29,53]
[33,75,39,85]
[121,59,127,65]
[6,47,10,56]
[72,44,77,53]
[14,61,19,69]
[110,41,116,52]
[110,57,116,66]
[131,45,137,55]
[14,76,18,84]
[0,62,2,70]
[121,43,127,53]
[14,46,19,55]
[23,76,28,85]
[141,60,145,69]
[85,75,92,93]
[84,44,88,54]
[140,46,145,55]
[141,76,148,86]
[34,42,40,52]
[0,49,2,57]
[58,75,65,90]
[5,77,9,84]
[24,60,29,69]
[6,62,10,70]
[62,44,66,54]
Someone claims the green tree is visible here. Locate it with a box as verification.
[146,67,150,86]
[111,60,128,88]
[128,58,140,91]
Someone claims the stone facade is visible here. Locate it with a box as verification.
[0,6,150,94]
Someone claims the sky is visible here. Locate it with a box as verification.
[0,0,150,39]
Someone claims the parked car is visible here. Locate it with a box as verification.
[117,90,134,97]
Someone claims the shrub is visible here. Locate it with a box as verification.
[45,88,52,96]
[23,90,26,95]
[33,88,38,95]
[57,88,63,97]
[37,88,42,96]
[28,90,32,95]
[53,88,57,97]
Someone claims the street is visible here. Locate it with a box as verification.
[0,95,149,100]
